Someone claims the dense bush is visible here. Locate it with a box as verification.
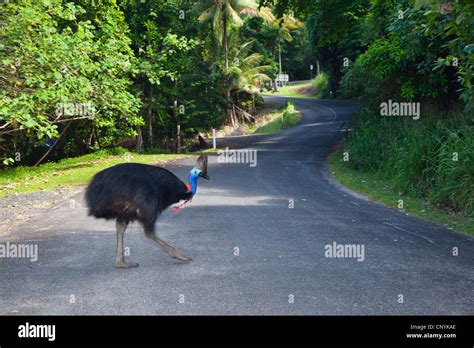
[0,0,142,164]
[2,0,304,166]
[313,73,329,98]
[345,110,473,215]
[336,0,474,216]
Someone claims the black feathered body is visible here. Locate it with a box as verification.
[85,163,192,229]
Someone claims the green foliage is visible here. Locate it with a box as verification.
[280,27,313,80]
[329,148,474,235]
[239,17,279,78]
[252,101,300,134]
[0,0,141,164]
[239,15,311,81]
[0,148,187,196]
[421,0,474,111]
[305,0,370,90]
[344,110,474,216]
[1,0,308,166]
[339,0,472,110]
[262,80,317,99]
[0,0,310,171]
[247,0,474,218]
[121,0,217,147]
[313,73,329,98]
[227,37,272,93]
[334,0,474,216]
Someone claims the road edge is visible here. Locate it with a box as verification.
[325,145,474,238]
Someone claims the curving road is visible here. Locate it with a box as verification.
[1,96,473,315]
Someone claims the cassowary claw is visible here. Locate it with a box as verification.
[172,252,192,262]
[115,261,139,269]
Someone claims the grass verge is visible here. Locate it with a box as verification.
[0,149,191,196]
[246,102,301,134]
[328,147,474,236]
[261,81,318,99]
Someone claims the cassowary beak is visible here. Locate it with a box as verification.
[200,173,210,180]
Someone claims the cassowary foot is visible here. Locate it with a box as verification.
[169,250,192,262]
[145,233,192,262]
[115,260,139,269]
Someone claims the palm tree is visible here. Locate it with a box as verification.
[259,7,303,74]
[227,33,272,124]
[198,0,258,70]
[228,40,271,93]
[197,0,259,126]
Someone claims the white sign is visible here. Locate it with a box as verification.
[276,74,289,82]
[310,65,313,70]
[212,128,216,149]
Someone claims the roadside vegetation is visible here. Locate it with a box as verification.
[0,0,308,196]
[335,1,473,221]
[246,102,300,134]
[262,81,314,99]
[262,73,329,99]
[1,0,310,169]
[329,148,474,236]
[0,150,189,196]
[2,0,472,232]
[0,101,300,196]
[272,0,473,224]
[339,111,473,217]
[312,73,330,98]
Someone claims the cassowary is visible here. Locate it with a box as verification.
[85,155,209,268]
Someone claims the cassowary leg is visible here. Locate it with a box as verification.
[143,224,191,262]
[115,220,139,269]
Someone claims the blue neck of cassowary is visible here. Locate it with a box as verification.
[188,168,201,195]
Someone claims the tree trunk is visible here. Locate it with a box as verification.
[176,123,181,153]
[225,88,238,127]
[223,8,236,127]
[88,127,94,147]
[232,103,238,125]
[278,40,282,74]
[147,82,153,146]
[223,10,228,70]
[93,124,102,149]
[34,121,72,167]
[136,126,143,151]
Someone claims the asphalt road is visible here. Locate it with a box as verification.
[1,96,473,315]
